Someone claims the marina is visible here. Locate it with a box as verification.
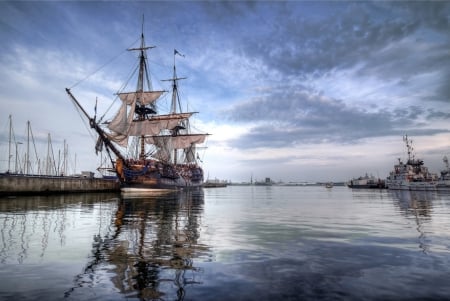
[0,116,120,196]
[1,186,449,300]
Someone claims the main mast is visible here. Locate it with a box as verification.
[128,30,155,161]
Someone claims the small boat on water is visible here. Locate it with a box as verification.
[325,182,333,188]
[66,26,209,194]
[348,173,385,189]
[386,135,437,191]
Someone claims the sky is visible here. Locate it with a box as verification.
[0,1,449,183]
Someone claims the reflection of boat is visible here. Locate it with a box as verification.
[436,156,450,192]
[348,173,385,189]
[386,135,437,191]
[66,27,209,193]
[65,190,209,300]
[390,190,434,254]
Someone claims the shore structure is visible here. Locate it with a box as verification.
[66,26,208,194]
[0,173,119,196]
[0,115,119,196]
[386,135,437,191]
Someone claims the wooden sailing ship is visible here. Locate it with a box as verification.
[66,28,208,193]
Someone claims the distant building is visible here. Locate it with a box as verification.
[81,171,95,178]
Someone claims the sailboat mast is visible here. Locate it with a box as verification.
[26,121,30,174]
[137,33,146,161]
[163,51,187,165]
[8,115,12,173]
[172,60,178,164]
[127,29,156,161]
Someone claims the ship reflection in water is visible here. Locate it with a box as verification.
[0,190,208,301]
[67,190,208,300]
[390,190,435,254]
[1,187,450,300]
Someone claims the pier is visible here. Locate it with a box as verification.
[0,173,119,196]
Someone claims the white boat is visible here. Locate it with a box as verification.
[436,156,450,192]
[386,135,437,191]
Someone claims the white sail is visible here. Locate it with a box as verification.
[106,132,129,147]
[118,91,165,105]
[145,134,207,149]
[108,98,136,134]
[128,113,194,136]
[153,136,172,162]
[184,144,196,163]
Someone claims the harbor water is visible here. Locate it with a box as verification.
[0,186,449,300]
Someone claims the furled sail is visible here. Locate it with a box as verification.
[118,91,165,105]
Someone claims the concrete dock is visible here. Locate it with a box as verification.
[0,173,120,196]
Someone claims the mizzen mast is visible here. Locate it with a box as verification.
[161,50,188,165]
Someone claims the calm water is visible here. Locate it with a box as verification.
[0,186,449,300]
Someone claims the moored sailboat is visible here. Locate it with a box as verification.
[66,28,209,193]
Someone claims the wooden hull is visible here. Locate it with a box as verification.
[119,162,204,193]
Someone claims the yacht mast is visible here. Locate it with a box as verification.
[8,115,12,173]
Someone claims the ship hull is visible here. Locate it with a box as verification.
[386,180,436,191]
[119,162,204,194]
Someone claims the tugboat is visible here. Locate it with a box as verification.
[385,135,437,191]
[66,27,209,194]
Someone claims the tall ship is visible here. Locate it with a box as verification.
[385,135,437,191]
[66,29,208,193]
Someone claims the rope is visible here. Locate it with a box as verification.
[68,36,141,90]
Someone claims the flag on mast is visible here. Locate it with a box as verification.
[174,49,185,57]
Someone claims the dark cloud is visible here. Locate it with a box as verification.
[225,85,449,149]
[233,2,449,102]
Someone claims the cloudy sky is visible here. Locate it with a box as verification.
[0,1,449,182]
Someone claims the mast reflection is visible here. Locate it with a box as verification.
[390,190,434,254]
[0,193,118,264]
[67,189,209,300]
